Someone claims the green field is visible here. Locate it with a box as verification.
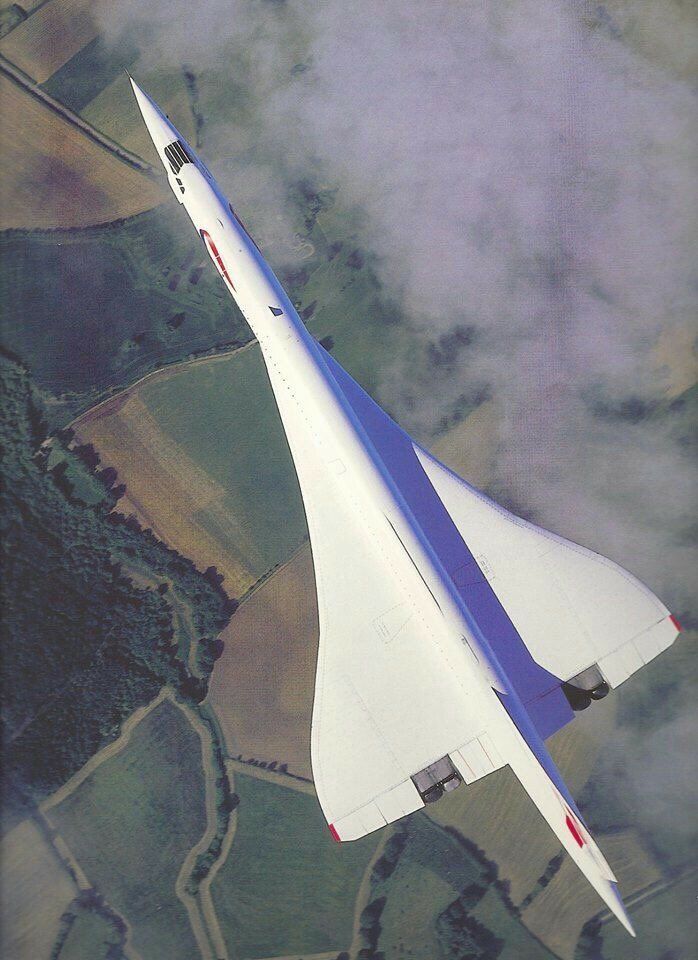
[372,815,555,960]
[472,889,555,960]
[133,228,417,577]
[211,773,378,958]
[42,36,141,113]
[0,206,244,423]
[373,816,484,960]
[49,700,206,960]
[597,872,698,960]
[138,347,306,577]
[54,904,123,960]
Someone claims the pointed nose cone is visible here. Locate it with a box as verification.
[607,882,636,937]
[128,75,182,155]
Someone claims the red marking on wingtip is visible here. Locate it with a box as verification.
[328,823,341,843]
[565,814,585,848]
[669,614,682,632]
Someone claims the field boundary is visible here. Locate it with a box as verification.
[0,53,155,174]
[34,808,144,960]
[40,686,235,960]
[174,698,235,960]
[198,765,239,960]
[596,862,698,930]
[41,688,169,812]
[347,826,393,957]
[226,757,316,796]
[70,341,258,432]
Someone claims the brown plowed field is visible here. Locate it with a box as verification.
[208,545,318,779]
[74,392,255,596]
[0,0,99,83]
[0,74,165,229]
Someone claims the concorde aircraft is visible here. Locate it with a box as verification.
[130,77,682,934]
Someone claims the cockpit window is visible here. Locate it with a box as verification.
[164,140,192,175]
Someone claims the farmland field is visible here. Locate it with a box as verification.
[0,73,165,230]
[521,829,662,959]
[48,699,207,960]
[76,385,260,595]
[373,815,555,960]
[0,205,242,418]
[211,773,378,959]
[598,870,698,960]
[54,904,123,960]
[42,35,140,114]
[209,545,317,775]
[373,816,484,959]
[136,346,307,581]
[0,819,75,960]
[81,68,198,165]
[472,889,557,960]
[0,0,99,83]
[426,695,618,907]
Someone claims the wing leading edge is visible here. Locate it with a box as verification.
[321,346,679,701]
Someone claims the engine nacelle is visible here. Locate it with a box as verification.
[562,664,610,710]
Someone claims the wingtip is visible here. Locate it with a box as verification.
[328,823,341,843]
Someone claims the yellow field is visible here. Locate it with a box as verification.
[0,819,75,960]
[521,829,662,959]
[75,391,255,596]
[208,545,318,778]
[652,324,698,398]
[0,73,165,229]
[0,0,98,83]
[82,70,198,167]
[431,398,501,488]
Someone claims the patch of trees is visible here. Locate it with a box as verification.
[289,178,336,235]
[427,325,476,371]
[282,266,311,291]
[184,706,238,896]
[232,753,313,783]
[49,889,126,960]
[0,6,28,41]
[574,918,607,960]
[442,827,520,918]
[0,353,235,823]
[431,830,512,959]
[437,896,505,960]
[357,896,387,960]
[301,299,317,321]
[519,851,565,911]
[346,249,365,271]
[371,826,409,883]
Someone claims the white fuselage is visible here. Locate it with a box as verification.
[178,160,507,701]
[129,76,641,931]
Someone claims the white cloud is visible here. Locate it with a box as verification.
[99,0,697,612]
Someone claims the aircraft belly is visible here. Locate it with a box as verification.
[257,337,494,821]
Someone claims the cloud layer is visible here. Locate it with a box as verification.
[100,0,697,613]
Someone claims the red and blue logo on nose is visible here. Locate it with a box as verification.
[200,229,236,291]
